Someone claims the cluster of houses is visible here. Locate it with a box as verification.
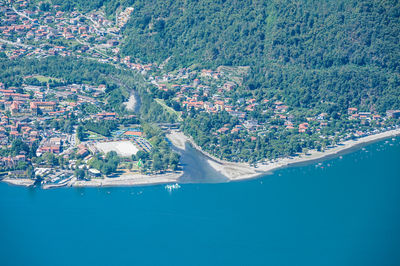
[0,154,26,168]
[0,82,105,117]
[36,137,61,156]
[1,1,163,81]
[0,79,111,172]
[0,113,39,147]
[346,107,398,124]
[116,7,134,28]
[0,1,125,60]
[120,56,154,73]
[149,65,400,139]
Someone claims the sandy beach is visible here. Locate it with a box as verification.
[166,130,187,150]
[167,128,400,181]
[71,171,183,188]
[2,178,35,187]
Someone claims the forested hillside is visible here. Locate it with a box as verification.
[49,0,400,111]
[120,0,400,112]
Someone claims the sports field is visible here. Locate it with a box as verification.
[95,141,139,157]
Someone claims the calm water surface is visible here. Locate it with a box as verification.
[1,138,400,266]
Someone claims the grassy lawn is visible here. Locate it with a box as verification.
[87,130,105,140]
[30,75,63,83]
[155,98,182,121]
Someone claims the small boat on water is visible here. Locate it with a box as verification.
[165,183,181,192]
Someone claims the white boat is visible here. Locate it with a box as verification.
[165,183,181,192]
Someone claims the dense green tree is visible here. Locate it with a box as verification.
[77,125,86,141]
[75,169,86,180]
[10,139,30,156]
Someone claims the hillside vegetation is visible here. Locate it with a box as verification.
[50,0,400,111]
[121,0,400,112]
[24,0,399,162]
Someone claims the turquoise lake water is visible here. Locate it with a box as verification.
[1,137,400,266]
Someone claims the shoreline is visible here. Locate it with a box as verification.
[71,171,183,188]
[2,177,35,187]
[2,128,399,189]
[252,127,400,179]
[167,128,400,182]
[2,171,183,189]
